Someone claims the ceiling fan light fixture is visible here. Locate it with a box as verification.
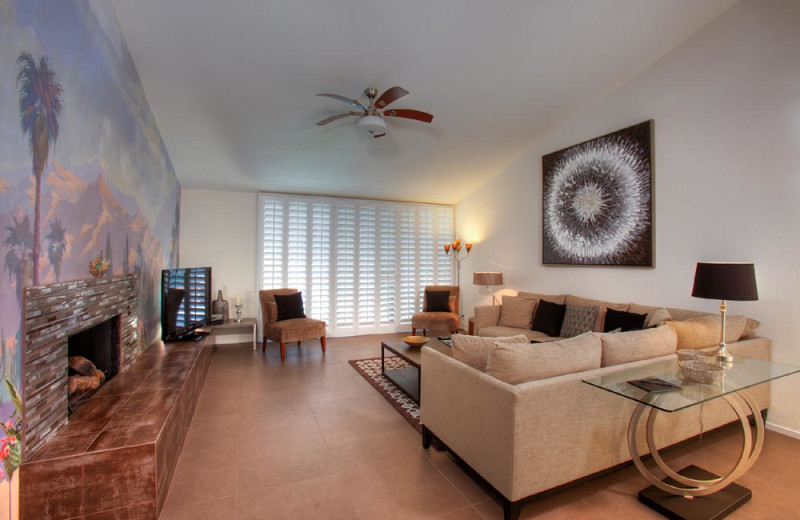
[356,115,387,135]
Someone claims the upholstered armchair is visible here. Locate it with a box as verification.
[259,289,326,361]
[411,285,460,336]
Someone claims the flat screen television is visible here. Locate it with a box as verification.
[161,267,212,341]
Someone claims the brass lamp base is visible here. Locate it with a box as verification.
[716,345,734,368]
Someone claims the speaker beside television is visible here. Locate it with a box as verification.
[161,267,212,342]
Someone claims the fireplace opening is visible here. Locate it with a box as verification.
[67,315,121,399]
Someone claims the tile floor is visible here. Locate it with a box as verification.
[159,334,800,519]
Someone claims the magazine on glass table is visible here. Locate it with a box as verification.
[627,377,681,393]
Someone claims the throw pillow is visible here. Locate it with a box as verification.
[560,304,599,338]
[599,325,678,367]
[425,290,451,312]
[497,296,536,329]
[531,300,566,337]
[274,292,306,321]
[565,295,628,332]
[486,333,602,385]
[627,303,673,328]
[664,315,747,350]
[603,308,647,332]
[451,334,529,372]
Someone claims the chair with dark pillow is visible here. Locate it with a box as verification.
[411,285,460,336]
[259,289,326,361]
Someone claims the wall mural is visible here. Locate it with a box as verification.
[542,120,653,266]
[0,1,180,513]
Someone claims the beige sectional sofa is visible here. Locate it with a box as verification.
[420,292,769,520]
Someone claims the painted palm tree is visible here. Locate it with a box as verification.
[4,215,34,307]
[17,52,64,285]
[46,218,66,282]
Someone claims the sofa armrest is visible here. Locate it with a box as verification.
[473,305,501,334]
[420,347,518,494]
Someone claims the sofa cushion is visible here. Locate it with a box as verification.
[664,315,748,350]
[627,303,673,328]
[744,318,761,338]
[531,300,566,337]
[478,326,559,342]
[565,295,628,332]
[517,292,566,305]
[274,292,306,321]
[425,290,451,312]
[604,308,647,332]
[560,304,598,338]
[497,296,536,329]
[451,334,529,372]
[599,325,678,367]
[486,333,602,385]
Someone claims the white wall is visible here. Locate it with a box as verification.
[180,189,259,325]
[456,0,800,434]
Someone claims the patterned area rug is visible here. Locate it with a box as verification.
[349,357,421,432]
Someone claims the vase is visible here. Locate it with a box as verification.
[212,290,229,322]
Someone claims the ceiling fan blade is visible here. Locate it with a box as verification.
[316,112,360,126]
[375,86,409,109]
[373,133,386,139]
[316,93,366,111]
[383,109,434,123]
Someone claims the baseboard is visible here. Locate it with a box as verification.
[213,333,252,345]
[766,421,800,440]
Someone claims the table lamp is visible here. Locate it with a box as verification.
[691,262,758,366]
[473,271,504,305]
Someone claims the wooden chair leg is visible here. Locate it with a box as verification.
[262,337,267,352]
[321,336,326,354]
[297,341,302,346]
[280,342,286,362]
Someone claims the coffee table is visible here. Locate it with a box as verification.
[582,356,800,520]
[381,338,452,403]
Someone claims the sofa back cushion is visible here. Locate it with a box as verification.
[564,295,628,332]
[486,333,602,385]
[664,315,748,350]
[497,296,536,329]
[517,292,566,305]
[627,303,674,328]
[599,325,678,367]
[451,334,529,372]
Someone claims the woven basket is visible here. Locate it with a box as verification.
[679,360,723,384]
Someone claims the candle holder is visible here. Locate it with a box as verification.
[235,304,243,323]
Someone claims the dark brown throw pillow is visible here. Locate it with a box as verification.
[274,292,306,321]
[425,290,451,312]
[531,300,567,337]
[604,308,647,332]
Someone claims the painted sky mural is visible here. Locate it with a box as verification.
[0,0,180,508]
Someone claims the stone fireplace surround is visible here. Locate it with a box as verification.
[19,274,213,519]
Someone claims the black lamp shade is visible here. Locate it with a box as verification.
[691,263,758,301]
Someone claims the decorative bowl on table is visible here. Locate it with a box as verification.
[679,360,724,384]
[403,336,430,348]
[676,349,717,363]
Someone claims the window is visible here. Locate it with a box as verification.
[258,193,454,336]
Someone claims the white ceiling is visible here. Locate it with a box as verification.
[111,0,737,205]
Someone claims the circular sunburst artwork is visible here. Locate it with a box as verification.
[542,121,653,266]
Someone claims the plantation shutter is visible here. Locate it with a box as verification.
[258,193,454,336]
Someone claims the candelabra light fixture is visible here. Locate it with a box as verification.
[444,239,472,317]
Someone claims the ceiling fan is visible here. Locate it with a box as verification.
[316,86,434,138]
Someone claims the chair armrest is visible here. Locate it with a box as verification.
[473,305,501,334]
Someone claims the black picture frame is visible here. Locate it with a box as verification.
[542,120,654,266]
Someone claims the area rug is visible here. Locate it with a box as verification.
[349,357,421,432]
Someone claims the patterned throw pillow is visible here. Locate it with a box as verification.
[560,304,599,338]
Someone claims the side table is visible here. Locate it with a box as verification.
[582,356,800,520]
[212,318,257,350]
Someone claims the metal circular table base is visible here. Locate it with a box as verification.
[627,391,764,498]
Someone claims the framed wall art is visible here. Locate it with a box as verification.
[542,120,654,266]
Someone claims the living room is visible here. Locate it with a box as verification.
[2,0,800,519]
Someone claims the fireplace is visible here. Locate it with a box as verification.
[22,274,140,457]
[67,315,121,399]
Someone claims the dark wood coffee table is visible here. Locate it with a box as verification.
[381,338,452,403]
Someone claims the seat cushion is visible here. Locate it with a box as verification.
[265,317,325,343]
[411,312,459,331]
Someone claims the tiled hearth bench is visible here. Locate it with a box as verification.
[19,336,213,519]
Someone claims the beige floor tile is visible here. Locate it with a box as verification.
[159,495,237,519]
[237,473,356,520]
[163,447,239,510]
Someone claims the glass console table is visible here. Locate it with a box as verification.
[582,356,800,520]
